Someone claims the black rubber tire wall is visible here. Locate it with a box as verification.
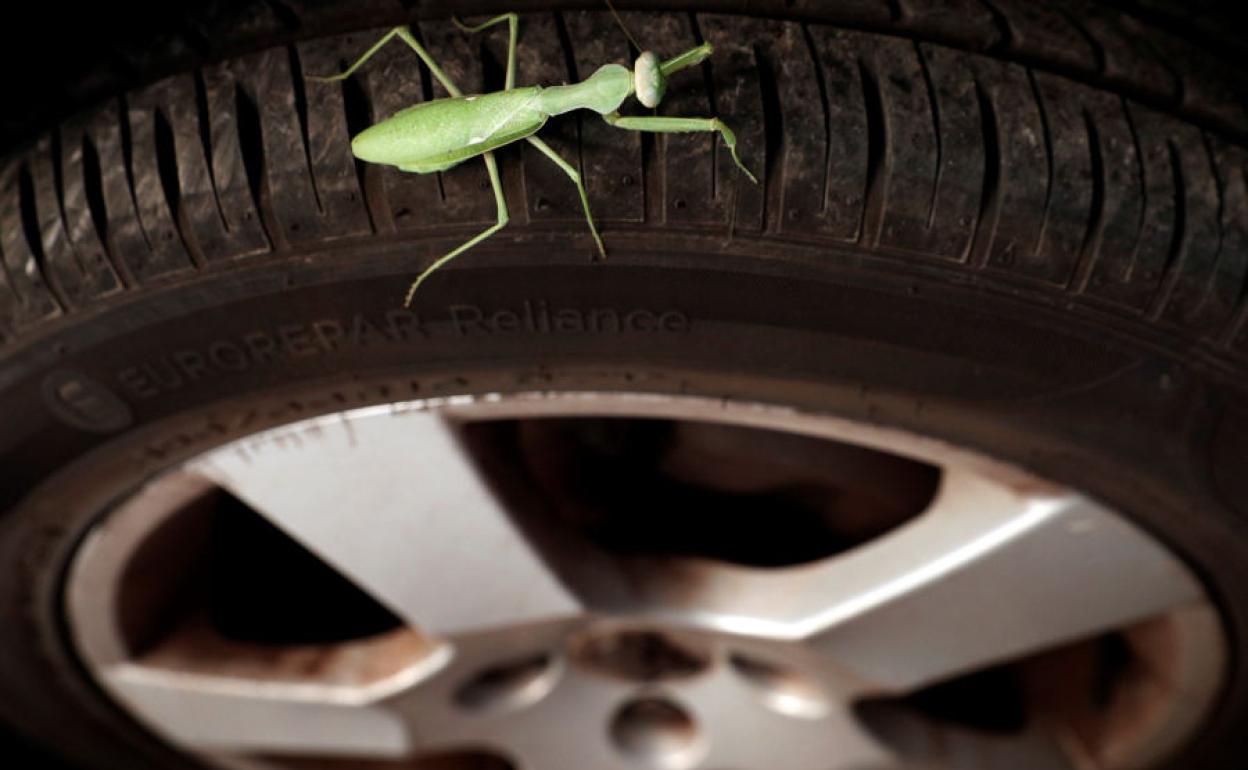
[3,0,1248,351]
[0,2,1247,769]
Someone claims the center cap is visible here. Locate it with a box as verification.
[569,627,713,683]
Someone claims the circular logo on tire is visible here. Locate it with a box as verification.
[42,369,134,434]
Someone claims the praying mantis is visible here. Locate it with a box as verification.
[311,10,758,306]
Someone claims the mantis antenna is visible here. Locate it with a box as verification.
[604,0,644,52]
[605,0,661,116]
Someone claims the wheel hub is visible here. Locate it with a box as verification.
[568,627,712,683]
[435,622,842,769]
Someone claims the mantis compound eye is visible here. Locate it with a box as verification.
[634,51,666,108]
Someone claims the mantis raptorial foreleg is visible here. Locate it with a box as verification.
[309,26,464,97]
[453,13,519,91]
[602,112,759,185]
[525,136,607,259]
[405,151,509,307]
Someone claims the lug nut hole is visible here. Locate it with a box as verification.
[729,653,831,719]
[454,652,559,713]
[610,696,704,770]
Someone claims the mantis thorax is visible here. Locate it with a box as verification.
[535,63,634,116]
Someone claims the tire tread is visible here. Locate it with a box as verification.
[2,1,1247,374]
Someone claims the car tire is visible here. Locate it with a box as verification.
[0,2,1246,768]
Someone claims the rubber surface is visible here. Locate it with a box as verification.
[1,1,1248,370]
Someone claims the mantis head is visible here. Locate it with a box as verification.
[634,51,666,108]
[604,0,711,109]
[632,43,715,109]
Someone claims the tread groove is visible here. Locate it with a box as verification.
[79,133,115,272]
[407,23,447,206]
[914,41,943,229]
[1149,139,1187,320]
[192,70,231,235]
[753,43,784,235]
[152,107,196,266]
[551,11,589,234]
[288,46,324,215]
[1026,67,1055,260]
[48,130,68,244]
[337,70,379,232]
[1121,97,1148,282]
[552,12,580,82]
[478,40,506,97]
[858,57,888,248]
[117,94,153,253]
[17,164,67,312]
[1073,108,1107,293]
[233,82,271,248]
[47,128,91,294]
[688,14,720,198]
[799,24,833,215]
[970,78,1002,267]
[1200,130,1227,326]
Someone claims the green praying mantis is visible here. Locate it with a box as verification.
[311,8,758,306]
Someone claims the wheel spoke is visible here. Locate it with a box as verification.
[190,408,584,637]
[101,663,413,758]
[805,471,1204,692]
[626,470,1203,693]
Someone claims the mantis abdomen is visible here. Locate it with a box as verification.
[352,87,548,173]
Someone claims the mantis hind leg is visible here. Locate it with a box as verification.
[602,112,760,186]
[404,151,509,307]
[454,13,519,90]
[524,136,607,261]
[308,26,464,97]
